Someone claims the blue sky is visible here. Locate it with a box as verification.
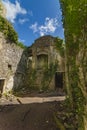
[2,0,64,46]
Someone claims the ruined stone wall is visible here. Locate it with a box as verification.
[0,32,26,93]
[27,35,65,91]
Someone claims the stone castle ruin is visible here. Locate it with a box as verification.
[0,33,65,95]
[0,32,27,95]
[0,2,65,95]
[27,36,65,91]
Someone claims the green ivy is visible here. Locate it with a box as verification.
[0,16,18,44]
[0,16,27,49]
[17,42,27,49]
[41,62,58,90]
[59,0,87,129]
[54,37,65,57]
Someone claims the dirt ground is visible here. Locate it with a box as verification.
[0,102,59,130]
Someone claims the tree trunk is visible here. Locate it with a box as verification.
[83,105,87,130]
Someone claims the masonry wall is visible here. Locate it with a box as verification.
[0,32,26,93]
[27,36,65,91]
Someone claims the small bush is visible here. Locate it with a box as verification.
[0,16,18,44]
[0,16,27,49]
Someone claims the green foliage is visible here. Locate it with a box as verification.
[0,2,2,11]
[17,42,27,49]
[0,16,18,44]
[54,37,64,57]
[53,113,66,130]
[0,16,26,48]
[41,62,58,90]
[70,64,84,111]
[26,68,38,91]
[0,1,4,14]
[59,0,87,129]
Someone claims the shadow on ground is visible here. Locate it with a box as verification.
[0,102,58,130]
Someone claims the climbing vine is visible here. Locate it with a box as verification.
[54,37,65,57]
[0,16,18,43]
[0,16,26,48]
[41,62,58,90]
[59,0,87,129]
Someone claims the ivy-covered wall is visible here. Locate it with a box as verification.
[26,35,65,91]
[59,0,87,129]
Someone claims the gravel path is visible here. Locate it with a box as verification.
[0,95,66,130]
[0,102,62,130]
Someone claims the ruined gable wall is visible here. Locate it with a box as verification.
[27,36,65,90]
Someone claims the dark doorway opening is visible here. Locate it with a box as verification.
[0,79,5,97]
[8,64,12,70]
[55,72,63,89]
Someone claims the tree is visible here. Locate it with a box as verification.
[0,0,6,17]
[59,0,87,129]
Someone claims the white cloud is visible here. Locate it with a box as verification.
[18,18,29,24]
[18,38,25,43]
[30,22,38,33]
[2,0,27,23]
[30,17,58,36]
